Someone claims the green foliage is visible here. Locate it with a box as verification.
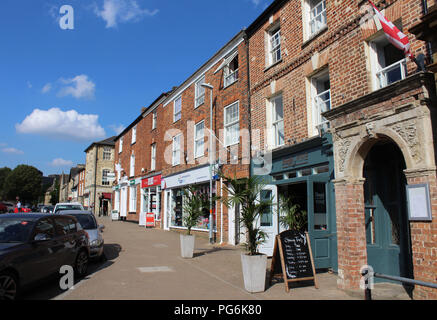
[221,174,272,256]
[279,194,307,232]
[0,167,12,200]
[50,181,60,205]
[182,186,204,235]
[3,165,42,204]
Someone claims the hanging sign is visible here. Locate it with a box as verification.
[269,230,318,292]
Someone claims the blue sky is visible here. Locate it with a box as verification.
[0,0,272,176]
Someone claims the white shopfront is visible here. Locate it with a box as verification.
[140,174,162,227]
[162,165,216,232]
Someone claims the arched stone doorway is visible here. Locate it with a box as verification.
[362,139,413,282]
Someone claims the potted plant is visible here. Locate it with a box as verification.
[180,185,203,258]
[278,194,307,231]
[221,175,272,293]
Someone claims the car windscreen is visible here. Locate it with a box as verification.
[55,205,83,212]
[71,214,97,230]
[0,219,35,243]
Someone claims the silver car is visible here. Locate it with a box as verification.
[60,210,105,260]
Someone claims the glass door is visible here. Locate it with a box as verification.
[257,185,278,256]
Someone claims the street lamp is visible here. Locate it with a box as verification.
[201,82,214,244]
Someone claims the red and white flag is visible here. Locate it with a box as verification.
[368,0,414,59]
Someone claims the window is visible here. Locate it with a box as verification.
[102,169,110,186]
[33,218,55,239]
[130,185,137,212]
[270,94,285,147]
[370,35,407,90]
[310,70,331,136]
[119,137,123,153]
[151,143,156,171]
[131,126,137,144]
[195,76,205,108]
[152,110,157,129]
[130,154,135,177]
[174,96,182,122]
[224,102,240,146]
[172,134,181,166]
[305,0,327,39]
[103,147,112,160]
[268,27,281,66]
[194,120,205,158]
[224,54,239,87]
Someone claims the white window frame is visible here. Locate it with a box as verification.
[103,147,112,160]
[172,134,181,166]
[270,94,285,147]
[151,143,156,171]
[102,169,110,186]
[195,75,205,108]
[224,55,239,88]
[174,96,182,122]
[310,70,331,136]
[268,27,281,66]
[119,137,123,153]
[130,185,137,212]
[131,125,137,144]
[224,101,240,147]
[194,120,205,159]
[130,154,135,177]
[152,110,157,130]
[369,35,408,91]
[304,0,327,40]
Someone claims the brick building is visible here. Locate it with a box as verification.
[245,0,436,299]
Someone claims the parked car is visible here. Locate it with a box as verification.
[60,210,105,261]
[40,205,54,214]
[0,203,7,214]
[3,202,14,213]
[54,202,85,214]
[0,213,90,300]
[21,206,32,213]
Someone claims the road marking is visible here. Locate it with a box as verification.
[137,266,174,273]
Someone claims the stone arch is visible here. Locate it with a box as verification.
[345,127,416,180]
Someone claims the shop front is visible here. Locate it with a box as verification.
[162,165,216,234]
[252,135,337,271]
[140,174,162,228]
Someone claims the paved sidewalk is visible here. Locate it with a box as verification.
[58,216,412,300]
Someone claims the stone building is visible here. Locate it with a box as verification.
[84,136,116,216]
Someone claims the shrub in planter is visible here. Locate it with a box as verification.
[221,175,272,293]
[180,186,203,258]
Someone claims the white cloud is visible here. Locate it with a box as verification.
[109,124,125,135]
[94,0,158,28]
[0,143,6,147]
[15,108,106,141]
[42,83,52,94]
[27,81,33,89]
[58,74,96,99]
[2,147,24,155]
[50,158,74,167]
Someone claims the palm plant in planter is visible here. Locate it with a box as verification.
[279,194,307,231]
[221,175,272,293]
[180,185,203,258]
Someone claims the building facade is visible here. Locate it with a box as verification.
[84,137,116,216]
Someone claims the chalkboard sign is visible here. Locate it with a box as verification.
[269,230,318,292]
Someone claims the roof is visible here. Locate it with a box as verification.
[84,136,116,152]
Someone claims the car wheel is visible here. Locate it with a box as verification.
[74,250,89,278]
[0,271,19,300]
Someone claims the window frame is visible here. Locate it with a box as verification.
[172,134,182,166]
[270,94,285,148]
[194,120,205,159]
[223,55,239,88]
[152,110,157,130]
[174,96,182,123]
[103,147,112,160]
[194,75,205,108]
[130,154,135,177]
[119,137,123,153]
[151,143,156,171]
[304,0,327,41]
[224,101,240,147]
[131,125,137,144]
[310,69,331,136]
[268,26,282,66]
[129,185,137,212]
[102,169,110,186]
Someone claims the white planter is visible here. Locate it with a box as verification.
[180,234,195,258]
[240,253,267,293]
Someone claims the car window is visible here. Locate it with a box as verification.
[55,205,83,213]
[33,218,55,239]
[66,217,77,233]
[54,217,78,235]
[0,219,35,242]
[72,214,96,229]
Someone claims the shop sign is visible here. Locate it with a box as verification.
[146,213,155,227]
[163,166,210,189]
[282,153,309,169]
[142,175,162,189]
[129,179,136,186]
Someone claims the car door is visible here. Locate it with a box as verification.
[53,216,76,268]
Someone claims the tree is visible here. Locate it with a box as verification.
[221,175,272,255]
[3,165,43,205]
[182,186,204,235]
[50,181,60,205]
[0,167,12,200]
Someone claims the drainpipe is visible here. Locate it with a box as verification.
[220,177,223,244]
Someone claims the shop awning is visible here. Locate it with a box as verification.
[102,193,112,200]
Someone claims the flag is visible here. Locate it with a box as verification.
[368,0,414,59]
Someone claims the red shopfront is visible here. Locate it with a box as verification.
[140,174,162,228]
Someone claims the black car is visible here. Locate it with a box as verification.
[0,213,90,300]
